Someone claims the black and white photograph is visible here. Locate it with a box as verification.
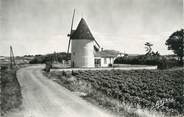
[0,0,183,117]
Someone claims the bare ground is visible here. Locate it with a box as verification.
[4,65,115,117]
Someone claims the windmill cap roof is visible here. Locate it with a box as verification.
[71,18,95,40]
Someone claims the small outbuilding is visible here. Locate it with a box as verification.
[94,50,123,67]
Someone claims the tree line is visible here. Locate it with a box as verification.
[114,29,184,69]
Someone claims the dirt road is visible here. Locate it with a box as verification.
[5,65,114,117]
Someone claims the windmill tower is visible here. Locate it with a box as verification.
[67,10,100,68]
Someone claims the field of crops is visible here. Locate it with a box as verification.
[71,69,184,116]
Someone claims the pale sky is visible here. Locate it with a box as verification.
[0,0,183,56]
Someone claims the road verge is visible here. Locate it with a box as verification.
[0,68,22,116]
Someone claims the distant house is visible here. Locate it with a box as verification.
[0,56,9,66]
[0,56,6,60]
[94,50,123,67]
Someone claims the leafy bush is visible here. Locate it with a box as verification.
[44,62,52,72]
[114,55,179,69]
[108,63,113,67]
[157,58,179,69]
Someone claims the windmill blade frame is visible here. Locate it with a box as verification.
[67,9,76,60]
[94,39,100,49]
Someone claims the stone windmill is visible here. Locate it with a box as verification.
[67,10,100,68]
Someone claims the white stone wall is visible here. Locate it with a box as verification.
[101,57,114,67]
[71,39,94,67]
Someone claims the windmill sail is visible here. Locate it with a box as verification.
[67,9,75,60]
[94,39,101,52]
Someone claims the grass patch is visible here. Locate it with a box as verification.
[0,68,22,116]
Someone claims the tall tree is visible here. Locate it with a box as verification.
[145,42,153,55]
[166,29,184,65]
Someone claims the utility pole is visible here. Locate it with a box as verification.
[10,46,16,69]
[53,51,59,63]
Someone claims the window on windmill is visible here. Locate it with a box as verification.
[104,58,107,64]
